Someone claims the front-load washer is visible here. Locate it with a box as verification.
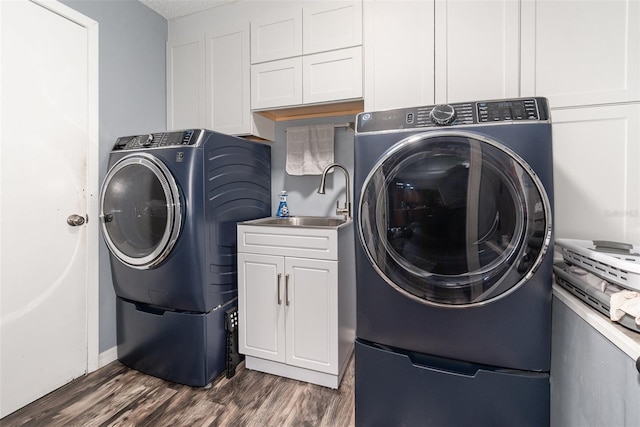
[100,129,270,386]
[353,98,553,426]
[101,129,271,312]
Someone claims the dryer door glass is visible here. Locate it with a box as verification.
[358,131,551,306]
[100,154,182,269]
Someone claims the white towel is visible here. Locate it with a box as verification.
[610,290,640,326]
[286,124,334,175]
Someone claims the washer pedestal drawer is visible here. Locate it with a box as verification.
[116,297,231,387]
[355,339,550,427]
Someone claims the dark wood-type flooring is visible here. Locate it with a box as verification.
[1,357,355,427]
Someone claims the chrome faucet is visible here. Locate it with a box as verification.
[317,163,351,220]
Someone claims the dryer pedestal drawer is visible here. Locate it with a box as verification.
[116,297,231,387]
[354,339,550,427]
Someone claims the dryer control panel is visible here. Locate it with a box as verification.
[112,129,204,150]
[356,97,549,133]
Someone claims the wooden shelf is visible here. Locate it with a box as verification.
[254,100,364,122]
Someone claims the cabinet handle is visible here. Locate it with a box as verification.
[285,274,290,306]
[277,273,282,305]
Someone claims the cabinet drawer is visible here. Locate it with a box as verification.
[237,225,338,260]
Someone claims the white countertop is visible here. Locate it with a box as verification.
[553,284,640,361]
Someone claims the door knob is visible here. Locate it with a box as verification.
[67,214,86,226]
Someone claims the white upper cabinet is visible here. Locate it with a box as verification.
[249,1,364,110]
[251,57,303,109]
[167,34,205,130]
[168,3,274,139]
[250,9,302,64]
[303,1,363,54]
[364,0,518,111]
[521,0,640,107]
[303,46,363,104]
[435,0,520,104]
[205,23,251,135]
[363,0,435,111]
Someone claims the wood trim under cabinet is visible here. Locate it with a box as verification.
[254,99,364,122]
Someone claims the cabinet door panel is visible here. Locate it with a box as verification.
[435,0,520,103]
[251,10,303,63]
[238,253,285,363]
[552,104,640,243]
[205,23,250,134]
[286,258,338,374]
[363,0,435,111]
[303,1,362,54]
[251,57,303,109]
[303,47,363,104]
[521,0,640,107]
[167,35,204,130]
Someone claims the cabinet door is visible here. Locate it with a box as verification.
[303,47,363,104]
[552,104,640,244]
[434,0,520,103]
[205,23,250,135]
[167,34,205,130]
[521,0,640,107]
[251,9,303,63]
[303,1,362,55]
[285,257,338,374]
[363,0,435,111]
[238,253,286,363]
[251,57,303,109]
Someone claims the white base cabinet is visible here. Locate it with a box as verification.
[237,222,356,389]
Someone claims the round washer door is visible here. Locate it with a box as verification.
[100,153,183,269]
[358,130,552,307]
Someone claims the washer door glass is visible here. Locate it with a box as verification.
[358,131,551,306]
[100,153,182,269]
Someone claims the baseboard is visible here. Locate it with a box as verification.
[97,346,117,369]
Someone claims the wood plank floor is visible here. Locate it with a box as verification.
[1,357,355,427]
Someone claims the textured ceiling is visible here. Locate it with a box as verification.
[139,0,237,19]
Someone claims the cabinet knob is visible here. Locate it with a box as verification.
[636,357,639,374]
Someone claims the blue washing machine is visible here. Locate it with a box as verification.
[353,98,553,426]
[100,129,270,386]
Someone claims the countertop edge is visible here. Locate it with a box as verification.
[553,284,640,360]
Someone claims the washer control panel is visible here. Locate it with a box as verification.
[357,97,549,133]
[113,129,202,150]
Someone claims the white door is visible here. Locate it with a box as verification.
[0,0,98,418]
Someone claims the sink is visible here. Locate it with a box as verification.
[243,216,350,229]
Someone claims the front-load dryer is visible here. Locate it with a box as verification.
[100,129,271,386]
[353,98,553,426]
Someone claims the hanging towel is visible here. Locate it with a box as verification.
[610,290,640,326]
[286,124,335,175]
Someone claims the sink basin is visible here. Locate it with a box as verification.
[244,216,350,229]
